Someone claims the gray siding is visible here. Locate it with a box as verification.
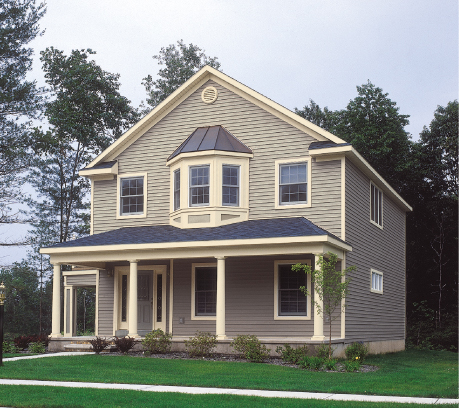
[98,270,114,336]
[345,160,406,342]
[92,80,342,238]
[66,274,96,286]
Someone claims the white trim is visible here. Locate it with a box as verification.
[371,269,384,294]
[116,172,148,219]
[274,158,312,209]
[191,262,217,321]
[340,254,346,339]
[341,158,346,241]
[169,260,174,335]
[273,260,311,321]
[90,180,94,235]
[370,181,383,229]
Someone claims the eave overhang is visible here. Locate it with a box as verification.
[79,161,118,180]
[309,146,412,212]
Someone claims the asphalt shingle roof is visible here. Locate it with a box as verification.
[309,141,351,150]
[45,217,347,249]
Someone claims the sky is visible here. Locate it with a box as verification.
[0,0,457,266]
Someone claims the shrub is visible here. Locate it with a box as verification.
[344,358,361,372]
[185,331,217,357]
[2,341,18,353]
[114,336,136,354]
[231,334,270,363]
[300,356,324,370]
[14,336,33,351]
[28,342,46,354]
[275,344,309,364]
[324,358,338,371]
[316,343,335,359]
[345,342,369,363]
[37,334,50,347]
[89,337,109,354]
[142,330,172,354]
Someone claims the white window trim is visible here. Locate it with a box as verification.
[222,164,240,207]
[370,269,384,294]
[274,260,311,320]
[116,172,148,219]
[191,263,217,320]
[370,181,383,229]
[189,164,211,207]
[274,158,312,209]
[173,169,180,211]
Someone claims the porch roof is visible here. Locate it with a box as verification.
[44,217,348,249]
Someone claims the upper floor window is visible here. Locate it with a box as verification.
[279,162,307,205]
[190,165,210,206]
[222,165,239,206]
[120,176,144,215]
[173,169,180,211]
[371,269,383,293]
[370,182,383,227]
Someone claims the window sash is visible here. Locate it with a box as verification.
[190,166,210,206]
[372,272,383,292]
[279,163,307,205]
[278,264,307,316]
[222,165,239,206]
[371,184,383,226]
[195,267,217,316]
[120,177,144,215]
[174,169,180,211]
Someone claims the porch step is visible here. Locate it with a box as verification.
[63,343,117,352]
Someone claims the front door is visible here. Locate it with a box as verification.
[137,272,153,331]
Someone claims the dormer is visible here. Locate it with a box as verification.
[166,126,253,228]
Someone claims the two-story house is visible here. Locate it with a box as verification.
[41,66,411,355]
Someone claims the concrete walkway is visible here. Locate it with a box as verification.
[3,353,458,405]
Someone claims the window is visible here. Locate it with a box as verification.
[194,266,217,316]
[173,169,180,211]
[121,275,127,322]
[222,165,239,206]
[120,176,144,215]
[371,270,383,293]
[278,264,307,316]
[279,162,307,205]
[190,165,210,206]
[371,183,383,227]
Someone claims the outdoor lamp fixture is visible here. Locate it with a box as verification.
[0,282,5,366]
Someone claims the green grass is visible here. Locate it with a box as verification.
[0,349,457,398]
[0,385,455,408]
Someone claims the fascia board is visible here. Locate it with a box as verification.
[41,234,352,256]
[311,146,412,212]
[87,66,346,168]
[79,162,118,178]
[166,150,253,167]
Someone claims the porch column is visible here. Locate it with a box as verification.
[216,256,226,340]
[128,260,139,338]
[51,263,62,337]
[311,254,325,341]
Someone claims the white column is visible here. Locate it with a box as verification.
[51,263,62,337]
[128,260,139,338]
[216,256,226,340]
[311,254,325,341]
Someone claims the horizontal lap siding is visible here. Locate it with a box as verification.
[98,271,114,336]
[345,160,406,342]
[66,275,96,286]
[92,80,341,237]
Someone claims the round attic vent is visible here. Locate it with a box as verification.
[201,86,218,104]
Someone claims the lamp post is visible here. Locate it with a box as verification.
[0,282,5,366]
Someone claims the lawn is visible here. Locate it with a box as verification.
[0,349,457,399]
[0,385,455,408]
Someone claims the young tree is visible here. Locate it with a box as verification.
[29,48,139,244]
[293,253,355,359]
[0,0,46,235]
[142,40,221,110]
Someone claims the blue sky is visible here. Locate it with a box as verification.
[1,0,457,266]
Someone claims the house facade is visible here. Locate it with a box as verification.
[41,66,411,354]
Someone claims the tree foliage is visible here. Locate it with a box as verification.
[293,253,355,359]
[142,40,221,110]
[0,0,46,229]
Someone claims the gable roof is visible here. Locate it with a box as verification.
[86,66,346,168]
[167,125,252,161]
[43,217,349,250]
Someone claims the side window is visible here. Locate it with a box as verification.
[120,176,144,215]
[370,182,383,227]
[222,165,239,206]
[279,162,307,205]
[371,270,383,293]
[173,169,180,211]
[189,165,210,206]
[278,264,307,316]
[194,266,217,316]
